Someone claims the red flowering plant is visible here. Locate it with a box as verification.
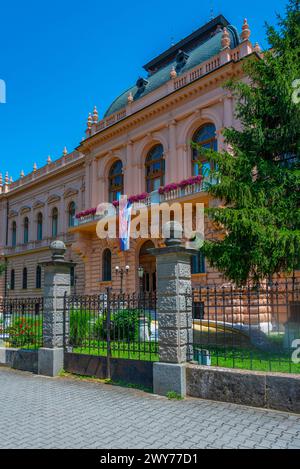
[159,176,203,194]
[158,183,179,195]
[75,208,97,219]
[8,316,42,349]
[178,175,203,188]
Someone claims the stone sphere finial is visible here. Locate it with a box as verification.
[221,27,231,49]
[162,221,183,246]
[50,240,67,261]
[170,66,177,79]
[241,18,251,42]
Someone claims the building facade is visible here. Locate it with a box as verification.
[0,15,265,297]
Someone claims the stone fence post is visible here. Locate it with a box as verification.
[38,240,74,377]
[149,233,196,397]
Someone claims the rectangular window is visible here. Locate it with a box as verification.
[191,251,206,274]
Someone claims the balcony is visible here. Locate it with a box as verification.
[2,233,76,256]
[74,178,214,228]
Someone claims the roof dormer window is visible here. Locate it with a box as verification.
[136,77,148,91]
[176,50,189,67]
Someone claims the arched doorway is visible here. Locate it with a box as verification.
[139,240,156,293]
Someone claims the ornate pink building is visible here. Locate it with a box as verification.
[0,15,264,297]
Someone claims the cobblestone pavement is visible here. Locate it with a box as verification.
[1,367,300,449]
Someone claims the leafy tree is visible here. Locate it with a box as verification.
[194,0,300,285]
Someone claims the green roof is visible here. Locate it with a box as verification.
[104,23,240,118]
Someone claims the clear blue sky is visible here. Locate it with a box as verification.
[0,0,286,180]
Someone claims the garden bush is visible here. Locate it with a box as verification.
[93,309,149,342]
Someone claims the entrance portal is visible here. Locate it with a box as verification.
[139,240,156,293]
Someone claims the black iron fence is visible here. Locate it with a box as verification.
[0,297,43,349]
[64,290,158,363]
[189,279,300,374]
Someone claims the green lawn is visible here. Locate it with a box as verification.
[195,347,300,374]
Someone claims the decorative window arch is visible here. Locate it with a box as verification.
[22,267,28,290]
[12,221,17,247]
[52,207,58,237]
[68,202,76,227]
[37,213,43,241]
[145,144,165,192]
[10,269,15,290]
[108,160,123,203]
[36,265,42,289]
[24,217,29,244]
[102,249,112,282]
[191,123,217,177]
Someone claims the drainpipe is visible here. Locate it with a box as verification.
[4,197,9,297]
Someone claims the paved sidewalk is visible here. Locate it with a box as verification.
[0,367,300,449]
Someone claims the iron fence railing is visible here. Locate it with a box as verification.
[0,297,43,349]
[188,279,300,374]
[64,291,158,364]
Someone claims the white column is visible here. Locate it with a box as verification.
[167,120,177,184]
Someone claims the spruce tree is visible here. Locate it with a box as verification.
[195,0,300,285]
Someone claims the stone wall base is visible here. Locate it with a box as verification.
[153,362,186,397]
[38,348,64,377]
[0,347,38,373]
[187,364,300,414]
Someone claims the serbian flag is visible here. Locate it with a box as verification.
[119,196,132,251]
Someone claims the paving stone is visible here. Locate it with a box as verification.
[0,367,300,449]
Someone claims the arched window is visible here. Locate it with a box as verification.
[10,269,15,290]
[192,124,217,177]
[108,161,123,203]
[52,207,58,237]
[68,202,76,227]
[22,267,28,290]
[191,251,206,274]
[36,265,42,289]
[37,213,43,241]
[102,249,112,282]
[145,144,165,192]
[12,221,17,247]
[24,217,29,244]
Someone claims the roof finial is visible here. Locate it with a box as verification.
[10,176,13,183]
[20,169,24,178]
[0,173,2,185]
[241,18,251,42]
[33,163,37,172]
[5,172,9,184]
[221,27,231,49]
[92,106,99,124]
[127,92,134,104]
[47,155,52,164]
[87,112,93,129]
[254,42,261,53]
[63,146,68,156]
[170,66,177,79]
